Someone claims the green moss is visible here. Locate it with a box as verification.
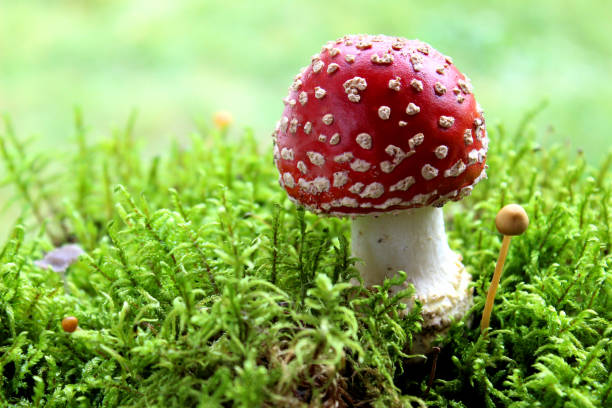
[0,112,610,407]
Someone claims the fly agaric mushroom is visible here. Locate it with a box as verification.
[273,34,488,353]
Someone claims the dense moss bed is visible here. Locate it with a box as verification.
[1,112,610,407]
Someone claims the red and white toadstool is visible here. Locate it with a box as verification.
[273,34,488,352]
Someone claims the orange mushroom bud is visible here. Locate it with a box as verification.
[213,110,233,129]
[62,316,79,333]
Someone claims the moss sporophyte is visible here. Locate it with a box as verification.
[1,67,611,408]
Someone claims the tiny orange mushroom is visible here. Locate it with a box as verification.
[213,110,233,129]
[62,316,79,333]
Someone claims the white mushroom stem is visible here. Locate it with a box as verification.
[351,206,472,353]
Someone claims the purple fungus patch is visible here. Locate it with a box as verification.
[34,244,84,273]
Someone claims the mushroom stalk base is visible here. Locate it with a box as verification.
[351,207,472,354]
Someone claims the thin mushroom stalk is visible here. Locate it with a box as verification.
[480,234,512,333]
[480,204,529,334]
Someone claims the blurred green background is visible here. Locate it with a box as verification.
[1,0,611,239]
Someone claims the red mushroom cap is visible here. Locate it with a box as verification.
[274,34,488,215]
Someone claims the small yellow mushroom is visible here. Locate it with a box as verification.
[480,204,529,334]
[213,110,233,130]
